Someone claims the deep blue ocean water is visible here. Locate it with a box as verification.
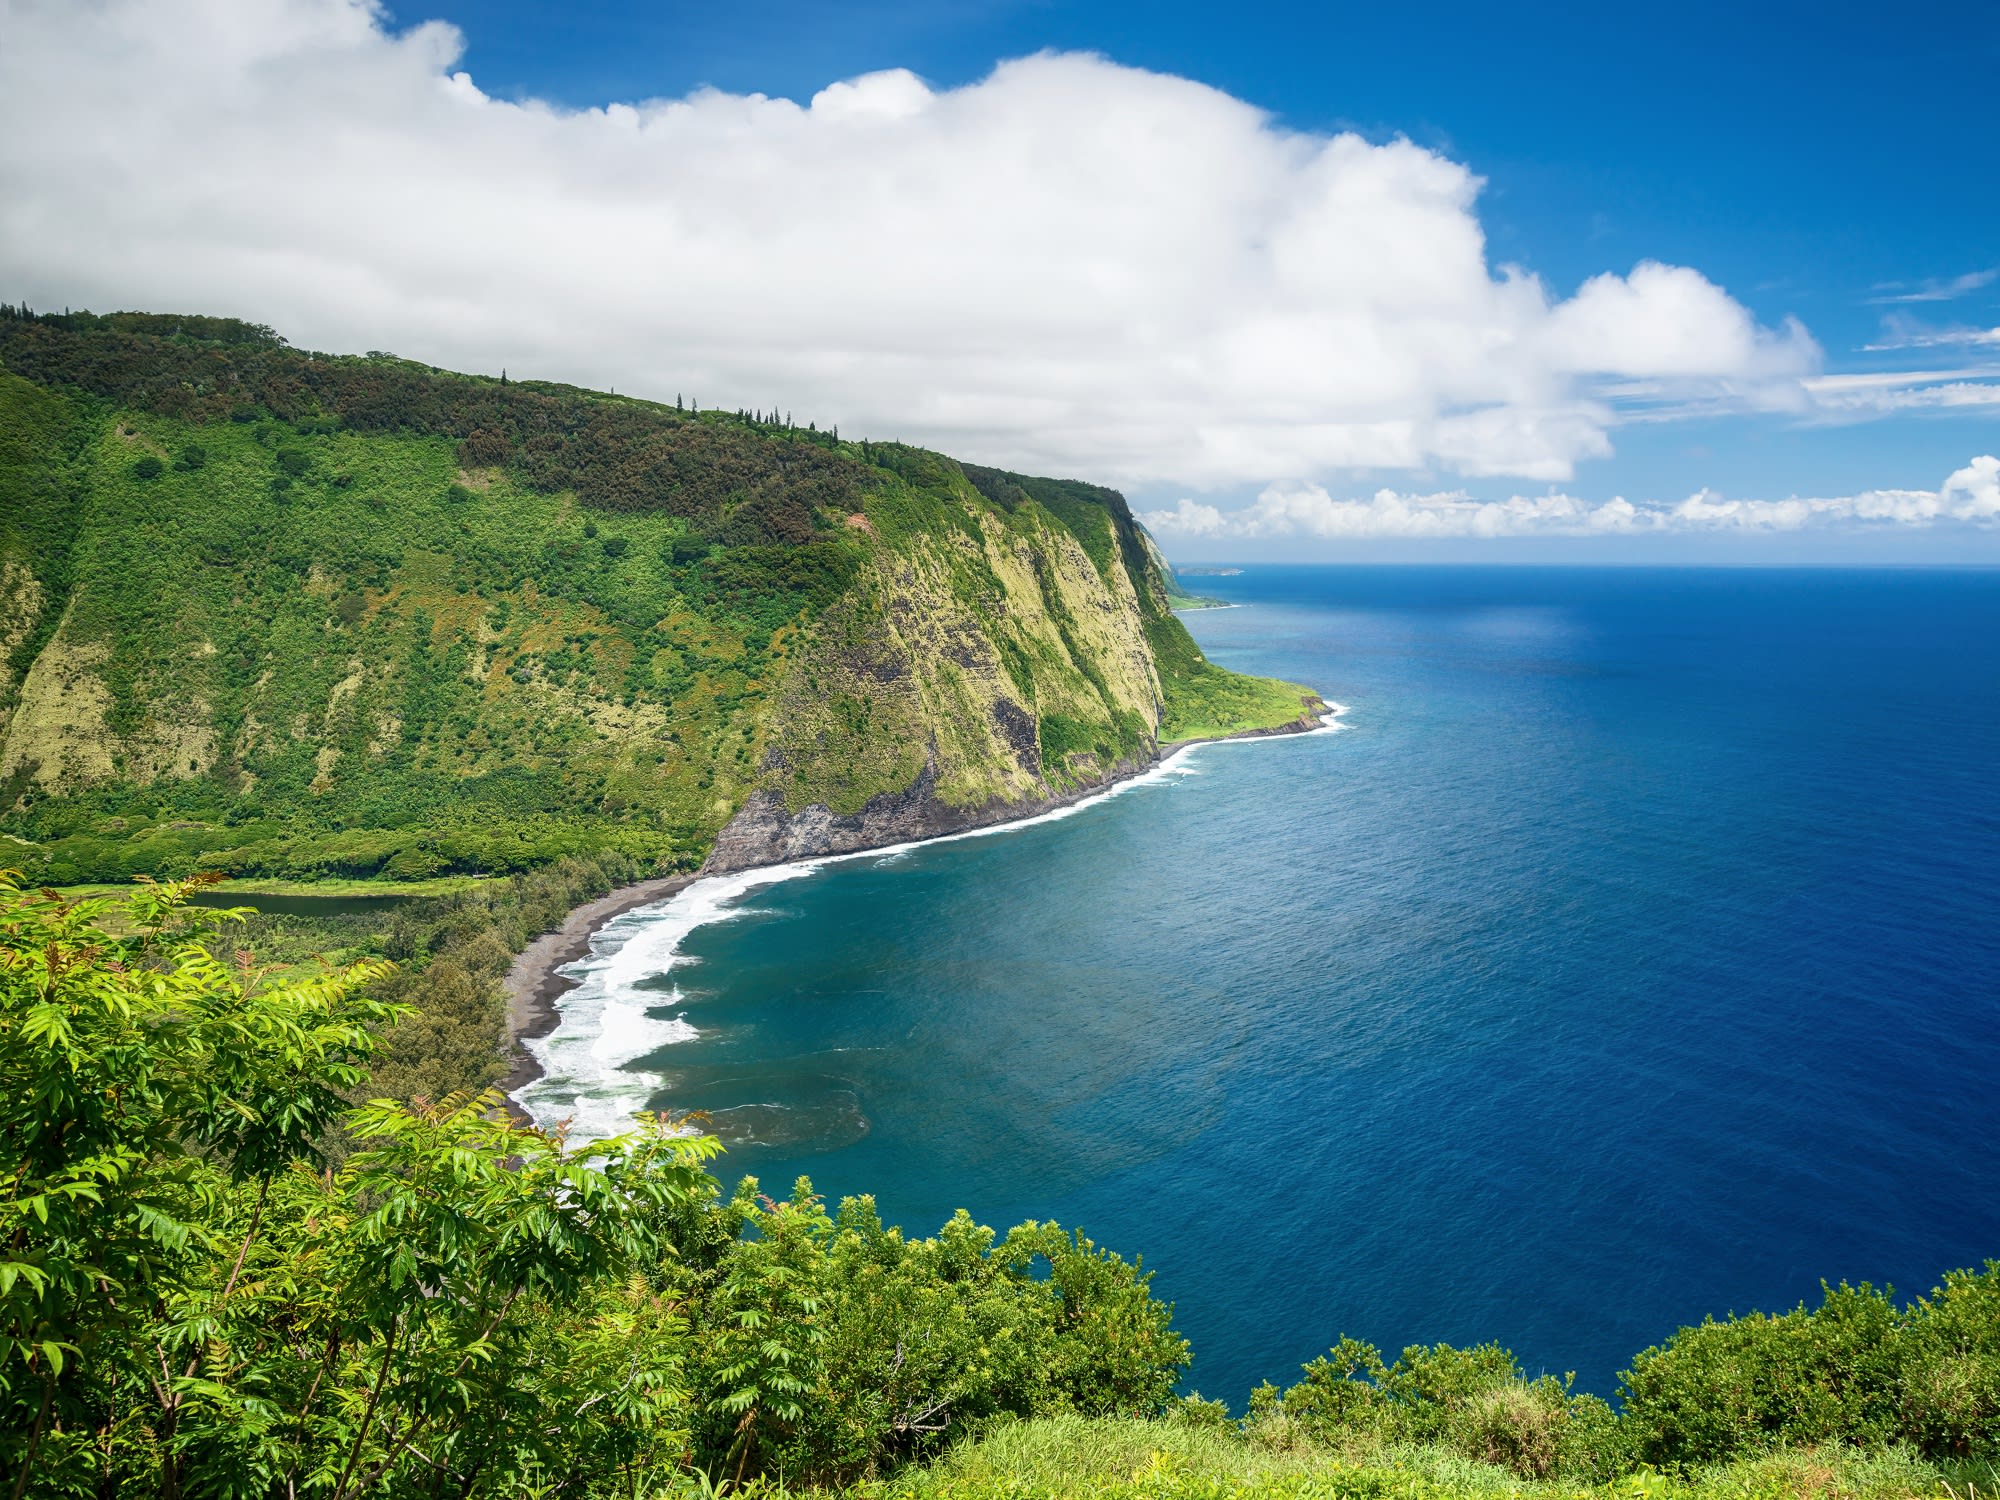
[528,566,2000,1404]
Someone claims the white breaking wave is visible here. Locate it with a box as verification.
[516,860,831,1143]
[518,700,1349,1143]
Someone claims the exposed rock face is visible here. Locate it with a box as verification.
[707,749,1141,872]
[754,498,1171,830]
[706,697,1330,874]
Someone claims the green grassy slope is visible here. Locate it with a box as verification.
[0,309,1315,886]
[865,1415,1955,1500]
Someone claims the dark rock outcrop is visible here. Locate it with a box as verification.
[704,695,1331,874]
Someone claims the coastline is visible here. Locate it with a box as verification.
[500,694,1341,1119]
[499,872,698,1106]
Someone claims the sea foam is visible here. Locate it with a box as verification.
[518,701,1347,1143]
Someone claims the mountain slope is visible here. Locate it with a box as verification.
[0,308,1319,886]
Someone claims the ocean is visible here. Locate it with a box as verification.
[520,565,2000,1404]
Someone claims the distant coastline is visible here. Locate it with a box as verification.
[1167,564,1240,608]
[502,694,1342,1126]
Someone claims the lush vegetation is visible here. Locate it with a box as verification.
[1143,612,1319,746]
[8,307,1979,1500]
[0,307,1313,890]
[0,877,1187,1496]
[4,876,1996,1499]
[868,1414,1963,1500]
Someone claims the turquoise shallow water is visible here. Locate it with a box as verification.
[525,566,2000,1403]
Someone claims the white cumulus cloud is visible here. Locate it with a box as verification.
[0,0,1825,489]
[1139,455,2000,539]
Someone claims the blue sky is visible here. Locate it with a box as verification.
[3,0,1997,558]
[438,0,2000,504]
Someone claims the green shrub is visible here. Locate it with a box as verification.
[1621,1283,1904,1467]
[683,1190,1189,1486]
[1619,1270,2000,1470]
[669,531,712,564]
[129,453,163,480]
[1898,1263,2000,1458]
[1267,1338,1629,1482]
[383,845,447,880]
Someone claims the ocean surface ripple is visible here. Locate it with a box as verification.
[524,566,2000,1403]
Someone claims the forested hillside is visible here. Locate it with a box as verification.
[0,307,1315,887]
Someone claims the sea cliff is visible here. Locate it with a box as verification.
[0,307,1311,889]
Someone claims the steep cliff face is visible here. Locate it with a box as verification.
[0,310,1316,886]
[712,485,1160,868]
[708,460,1329,869]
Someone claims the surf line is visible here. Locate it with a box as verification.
[515,700,1349,1143]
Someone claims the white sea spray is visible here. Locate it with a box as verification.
[519,701,1347,1143]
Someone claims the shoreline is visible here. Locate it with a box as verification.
[498,872,699,1108]
[499,695,1342,1118]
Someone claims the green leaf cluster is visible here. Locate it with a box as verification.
[1246,1272,2000,1485]
[684,1187,1188,1486]
[0,873,717,1497]
[0,876,1192,1497]
[1249,1340,1625,1482]
[1619,1273,2000,1466]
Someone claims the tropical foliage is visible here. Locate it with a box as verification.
[0,875,1188,1497]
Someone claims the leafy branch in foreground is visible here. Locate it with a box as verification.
[0,872,720,1497]
[0,874,1194,1497]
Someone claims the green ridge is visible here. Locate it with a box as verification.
[0,308,1315,886]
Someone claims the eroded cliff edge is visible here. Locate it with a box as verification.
[0,312,1314,887]
[706,460,1325,871]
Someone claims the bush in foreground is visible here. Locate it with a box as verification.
[0,875,1187,1498]
[5,872,1998,1497]
[864,1412,1961,1500]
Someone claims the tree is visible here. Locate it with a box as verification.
[0,874,722,1498]
[0,874,395,1493]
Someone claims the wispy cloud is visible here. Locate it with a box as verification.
[1862,313,2000,351]
[1140,455,2000,540]
[1867,268,2000,304]
[1803,369,2000,418]
[1535,363,2000,427]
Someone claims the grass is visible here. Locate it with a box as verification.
[854,1416,1966,1500]
[1148,615,1319,744]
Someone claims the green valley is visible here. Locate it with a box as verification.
[12,309,1992,1500]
